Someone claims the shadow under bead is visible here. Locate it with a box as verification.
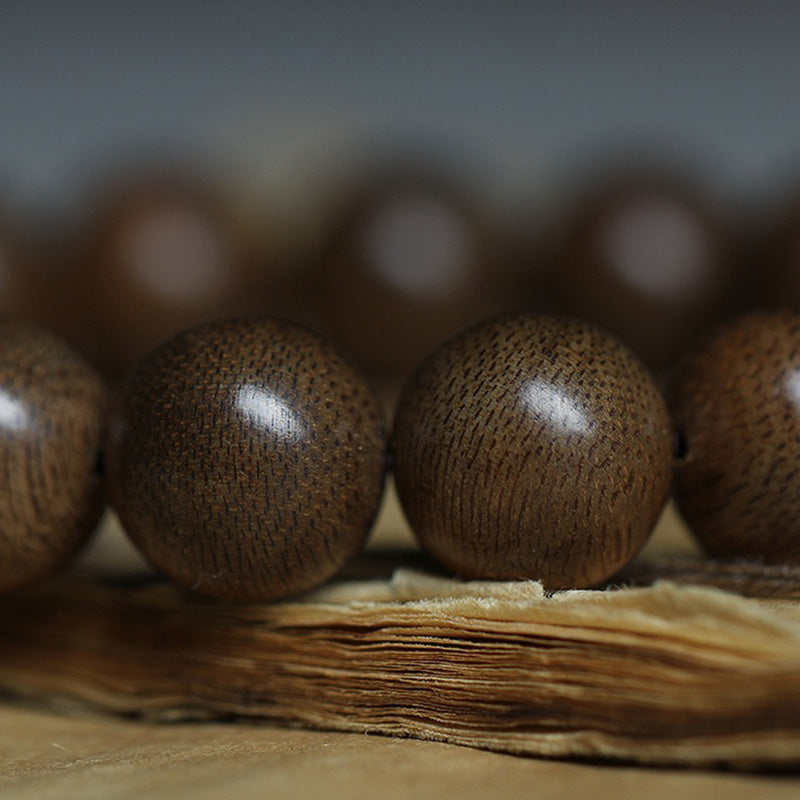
[106,317,387,603]
[670,310,800,563]
[0,323,107,592]
[392,313,673,589]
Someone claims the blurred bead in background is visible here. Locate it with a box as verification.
[301,168,508,384]
[49,165,278,381]
[747,192,800,312]
[535,170,734,374]
[0,206,40,324]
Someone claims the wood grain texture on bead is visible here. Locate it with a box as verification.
[107,318,387,602]
[670,310,800,562]
[0,323,107,592]
[392,313,673,589]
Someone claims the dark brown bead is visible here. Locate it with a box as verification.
[392,313,672,589]
[544,176,731,372]
[308,177,502,379]
[0,212,37,322]
[0,323,107,592]
[63,172,256,380]
[670,310,800,562]
[107,318,387,602]
[748,196,800,312]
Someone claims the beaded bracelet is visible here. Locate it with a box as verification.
[0,309,797,602]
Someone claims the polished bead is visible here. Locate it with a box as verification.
[544,176,731,371]
[309,177,501,379]
[392,313,672,589]
[670,310,800,562]
[0,323,107,592]
[107,318,387,602]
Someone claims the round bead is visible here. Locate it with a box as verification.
[392,313,672,589]
[544,176,731,371]
[107,318,387,602]
[670,310,800,562]
[310,177,500,378]
[0,322,107,592]
[65,172,253,379]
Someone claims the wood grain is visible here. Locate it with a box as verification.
[107,317,387,602]
[670,310,800,562]
[0,322,107,592]
[620,555,800,600]
[393,313,673,588]
[2,570,800,770]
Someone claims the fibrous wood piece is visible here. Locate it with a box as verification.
[1,568,800,770]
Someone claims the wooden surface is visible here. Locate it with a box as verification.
[2,705,799,800]
[2,491,800,795]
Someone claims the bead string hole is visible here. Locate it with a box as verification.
[672,430,689,462]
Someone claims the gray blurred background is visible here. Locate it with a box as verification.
[1,0,799,214]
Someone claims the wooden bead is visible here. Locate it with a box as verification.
[670,310,800,562]
[0,323,107,592]
[392,313,672,589]
[0,211,36,322]
[65,171,254,380]
[309,176,501,378]
[748,196,800,311]
[544,176,731,371]
[107,318,387,602]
